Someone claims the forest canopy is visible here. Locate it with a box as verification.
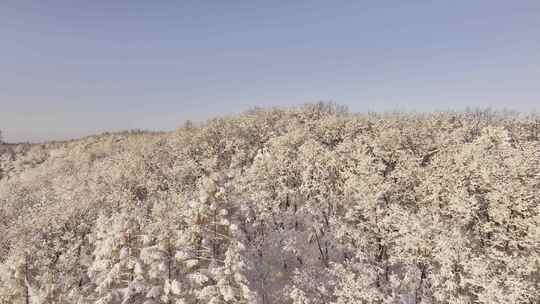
[0,104,539,304]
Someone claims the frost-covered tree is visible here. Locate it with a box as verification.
[87,208,147,304]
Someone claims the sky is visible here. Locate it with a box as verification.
[1,1,539,143]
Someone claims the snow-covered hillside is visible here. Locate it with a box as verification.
[1,104,539,303]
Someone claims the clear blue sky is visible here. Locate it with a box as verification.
[1,1,539,142]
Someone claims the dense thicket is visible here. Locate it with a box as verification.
[0,104,539,304]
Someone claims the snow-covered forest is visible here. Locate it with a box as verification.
[0,104,539,304]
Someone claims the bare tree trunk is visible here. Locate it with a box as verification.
[415,263,427,304]
[24,255,30,304]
